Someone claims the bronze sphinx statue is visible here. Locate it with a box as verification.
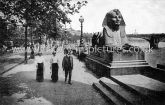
[91,9,144,62]
[85,9,149,77]
[92,9,129,48]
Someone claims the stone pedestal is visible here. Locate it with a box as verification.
[85,49,149,77]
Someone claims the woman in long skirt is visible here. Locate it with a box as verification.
[50,51,59,82]
[35,52,45,82]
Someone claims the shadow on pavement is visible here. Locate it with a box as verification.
[1,71,108,105]
[0,76,24,96]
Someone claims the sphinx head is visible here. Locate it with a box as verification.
[104,9,125,31]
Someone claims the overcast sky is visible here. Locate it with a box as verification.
[68,0,165,34]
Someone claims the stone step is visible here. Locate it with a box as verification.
[111,60,146,63]
[111,61,148,65]
[111,60,149,68]
[110,74,165,105]
[111,64,149,68]
[93,83,126,105]
[99,77,159,105]
[111,60,147,63]
[111,63,149,68]
[111,74,165,92]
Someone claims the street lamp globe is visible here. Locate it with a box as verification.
[64,28,67,34]
[79,16,84,23]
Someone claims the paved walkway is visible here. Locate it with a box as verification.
[0,46,55,75]
[0,47,108,105]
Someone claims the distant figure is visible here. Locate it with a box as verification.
[50,51,59,82]
[30,44,35,59]
[62,49,73,85]
[54,45,58,52]
[35,52,45,82]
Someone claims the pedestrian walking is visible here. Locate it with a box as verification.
[62,49,73,85]
[50,51,59,82]
[35,52,45,82]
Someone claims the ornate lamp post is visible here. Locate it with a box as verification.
[79,16,84,47]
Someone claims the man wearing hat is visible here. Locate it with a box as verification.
[62,48,73,84]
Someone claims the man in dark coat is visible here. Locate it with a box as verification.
[62,49,73,84]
